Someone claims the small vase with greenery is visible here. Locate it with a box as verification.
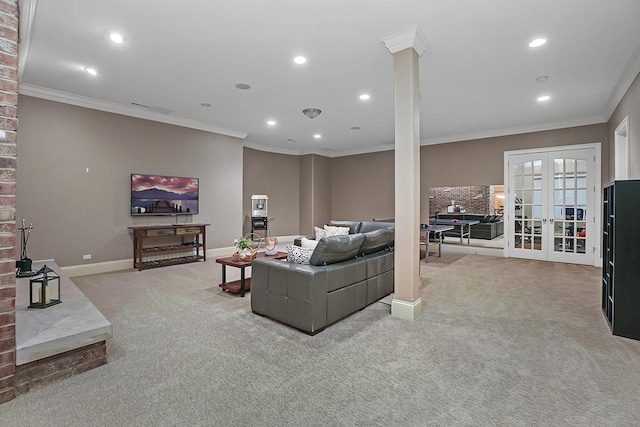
[234,235,258,259]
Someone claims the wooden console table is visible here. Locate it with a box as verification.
[128,224,210,270]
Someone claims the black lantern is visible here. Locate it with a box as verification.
[29,265,61,309]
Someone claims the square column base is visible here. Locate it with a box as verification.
[391,297,423,320]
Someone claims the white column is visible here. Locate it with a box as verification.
[382,26,428,321]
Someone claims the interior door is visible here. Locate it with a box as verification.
[508,153,547,261]
[506,146,598,265]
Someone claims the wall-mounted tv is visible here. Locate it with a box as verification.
[131,174,199,216]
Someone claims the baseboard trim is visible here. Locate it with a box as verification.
[60,249,238,277]
[441,244,505,257]
[61,259,133,277]
[391,297,423,320]
[59,236,300,278]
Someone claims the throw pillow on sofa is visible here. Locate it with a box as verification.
[324,225,350,237]
[314,224,351,240]
[286,245,314,265]
[300,237,319,249]
[314,226,326,240]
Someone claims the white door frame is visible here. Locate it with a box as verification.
[615,116,629,180]
[503,142,601,266]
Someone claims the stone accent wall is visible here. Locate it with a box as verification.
[15,342,107,395]
[428,185,491,217]
[0,0,18,405]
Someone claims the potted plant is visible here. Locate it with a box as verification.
[233,234,260,259]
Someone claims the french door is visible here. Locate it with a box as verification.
[505,145,600,266]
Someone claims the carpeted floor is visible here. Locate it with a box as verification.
[2,253,639,426]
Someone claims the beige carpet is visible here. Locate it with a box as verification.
[1,253,639,426]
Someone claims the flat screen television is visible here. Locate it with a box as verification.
[131,174,199,216]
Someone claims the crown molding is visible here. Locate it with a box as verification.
[243,142,344,158]
[419,115,607,146]
[242,142,305,156]
[382,25,429,56]
[244,140,397,158]
[316,116,608,156]
[245,115,607,158]
[18,84,248,139]
[19,89,607,159]
[325,144,394,158]
[602,38,640,120]
[18,0,39,82]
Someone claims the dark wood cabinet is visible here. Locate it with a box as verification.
[602,181,640,340]
[128,224,209,270]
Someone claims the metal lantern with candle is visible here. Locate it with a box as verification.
[29,265,61,309]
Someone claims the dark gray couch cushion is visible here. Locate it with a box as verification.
[360,229,394,255]
[327,220,362,234]
[463,214,486,222]
[359,221,394,233]
[325,258,367,292]
[310,234,365,266]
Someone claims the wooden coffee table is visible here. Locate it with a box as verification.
[216,251,287,297]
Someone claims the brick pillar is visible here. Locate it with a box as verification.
[0,0,18,404]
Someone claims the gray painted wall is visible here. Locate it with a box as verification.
[327,123,609,224]
[331,151,395,222]
[311,155,332,234]
[298,154,313,235]
[608,70,640,181]
[16,96,244,267]
[421,124,609,188]
[242,147,300,236]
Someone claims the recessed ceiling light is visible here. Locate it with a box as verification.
[235,83,251,90]
[294,56,307,64]
[84,67,97,76]
[200,103,211,107]
[267,120,276,126]
[536,75,549,83]
[359,94,370,100]
[109,33,124,43]
[313,134,322,139]
[537,95,551,102]
[529,38,547,48]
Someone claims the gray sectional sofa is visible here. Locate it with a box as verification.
[435,213,504,240]
[251,220,394,334]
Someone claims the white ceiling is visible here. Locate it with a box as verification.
[18,0,640,157]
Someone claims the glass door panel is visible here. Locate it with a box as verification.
[552,156,589,257]
[510,157,545,257]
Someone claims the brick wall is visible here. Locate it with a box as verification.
[0,0,18,405]
[15,342,107,395]
[428,185,491,217]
